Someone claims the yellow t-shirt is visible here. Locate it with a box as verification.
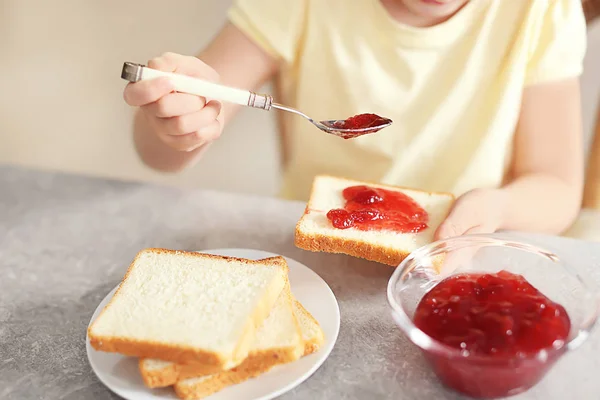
[228,0,587,201]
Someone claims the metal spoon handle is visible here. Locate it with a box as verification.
[121,62,273,110]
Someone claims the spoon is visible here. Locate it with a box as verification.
[121,62,392,139]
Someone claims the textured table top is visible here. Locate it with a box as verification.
[1,165,600,400]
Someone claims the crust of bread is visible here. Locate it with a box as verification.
[88,248,288,368]
[173,345,303,400]
[139,359,178,389]
[292,300,325,355]
[139,279,302,389]
[139,359,222,389]
[294,175,455,266]
[294,228,411,266]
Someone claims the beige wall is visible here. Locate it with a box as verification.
[1,1,599,196]
[0,0,279,195]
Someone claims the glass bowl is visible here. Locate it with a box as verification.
[387,234,600,399]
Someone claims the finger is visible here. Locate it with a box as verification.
[160,121,222,152]
[433,196,475,241]
[158,101,222,136]
[435,213,496,241]
[435,224,495,275]
[463,225,491,235]
[149,52,219,82]
[433,224,490,276]
[123,77,173,107]
[159,132,206,152]
[148,53,179,72]
[194,119,223,143]
[434,219,466,241]
[143,93,206,118]
[436,245,482,276]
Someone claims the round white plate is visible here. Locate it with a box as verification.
[86,248,340,400]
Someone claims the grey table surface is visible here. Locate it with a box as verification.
[1,164,600,400]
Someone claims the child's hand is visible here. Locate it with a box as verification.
[123,52,223,152]
[434,188,506,240]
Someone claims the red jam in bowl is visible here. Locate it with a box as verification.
[326,185,429,233]
[413,270,571,398]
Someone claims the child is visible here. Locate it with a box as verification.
[124,0,587,240]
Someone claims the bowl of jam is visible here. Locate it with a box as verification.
[387,234,600,399]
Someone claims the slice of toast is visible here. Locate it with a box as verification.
[293,299,325,356]
[139,298,325,390]
[172,297,324,400]
[88,249,288,369]
[295,175,454,266]
[139,281,303,388]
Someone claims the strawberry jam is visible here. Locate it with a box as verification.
[413,270,571,398]
[332,113,392,138]
[326,185,428,233]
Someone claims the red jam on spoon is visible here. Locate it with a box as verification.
[413,270,571,398]
[332,113,392,139]
[326,185,429,233]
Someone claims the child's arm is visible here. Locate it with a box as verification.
[436,78,584,238]
[126,23,278,172]
[499,79,584,231]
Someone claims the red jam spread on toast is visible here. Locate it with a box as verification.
[413,270,571,398]
[326,185,429,233]
[333,113,391,138]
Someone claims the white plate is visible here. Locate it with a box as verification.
[86,248,340,400]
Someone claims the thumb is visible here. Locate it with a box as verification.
[433,196,479,241]
[434,218,464,241]
[149,52,220,82]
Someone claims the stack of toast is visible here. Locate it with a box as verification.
[88,249,324,399]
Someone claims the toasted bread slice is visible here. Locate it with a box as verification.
[295,175,454,266]
[172,299,324,400]
[293,299,324,356]
[139,281,303,388]
[139,359,218,389]
[88,249,288,369]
